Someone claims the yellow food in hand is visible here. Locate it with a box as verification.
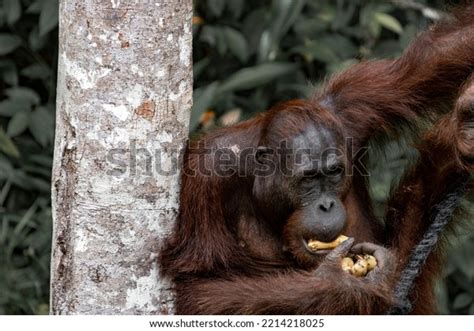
[341,257,354,273]
[364,254,377,271]
[339,254,378,277]
[352,259,368,277]
[307,235,349,251]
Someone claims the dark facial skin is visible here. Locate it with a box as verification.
[254,123,349,266]
[291,126,347,241]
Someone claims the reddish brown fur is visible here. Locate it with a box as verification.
[160,5,474,314]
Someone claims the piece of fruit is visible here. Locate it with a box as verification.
[307,235,349,251]
[364,254,377,271]
[341,257,354,273]
[339,254,377,277]
[352,259,368,277]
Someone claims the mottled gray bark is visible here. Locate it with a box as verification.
[50,0,192,314]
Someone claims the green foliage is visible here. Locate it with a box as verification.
[0,0,57,315]
[436,229,474,314]
[0,0,470,314]
[192,0,438,132]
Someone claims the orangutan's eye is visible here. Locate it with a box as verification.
[326,166,344,177]
[300,171,322,186]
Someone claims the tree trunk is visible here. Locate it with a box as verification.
[50,0,192,314]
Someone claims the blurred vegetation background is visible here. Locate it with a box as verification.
[0,0,472,315]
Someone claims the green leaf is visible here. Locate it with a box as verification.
[29,107,55,147]
[193,58,210,81]
[23,164,51,178]
[200,26,218,47]
[318,34,358,60]
[207,0,225,17]
[434,281,450,315]
[400,24,417,49]
[332,1,357,30]
[30,177,51,193]
[227,0,244,19]
[29,26,48,51]
[292,42,336,64]
[360,4,382,38]
[7,111,31,137]
[257,31,272,62]
[223,27,249,63]
[5,88,41,106]
[242,8,267,54]
[293,18,328,39]
[215,28,227,56]
[9,169,33,190]
[4,0,22,25]
[278,0,306,37]
[374,13,403,35]
[39,0,59,36]
[0,99,31,117]
[29,154,53,168]
[26,0,44,14]
[258,0,305,62]
[13,201,39,236]
[0,34,22,55]
[20,64,51,80]
[0,155,14,179]
[0,60,18,86]
[453,293,473,310]
[294,34,358,64]
[451,240,474,279]
[219,63,297,93]
[3,68,18,86]
[0,127,20,158]
[191,82,219,131]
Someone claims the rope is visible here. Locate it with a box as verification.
[387,173,470,315]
